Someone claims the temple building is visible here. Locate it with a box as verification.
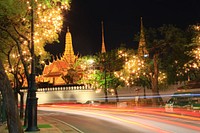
[37,27,77,85]
[36,18,147,86]
[137,17,148,57]
[37,20,107,86]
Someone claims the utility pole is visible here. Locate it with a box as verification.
[25,0,39,131]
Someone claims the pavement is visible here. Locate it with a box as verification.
[0,115,80,133]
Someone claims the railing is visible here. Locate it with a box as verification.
[20,84,94,92]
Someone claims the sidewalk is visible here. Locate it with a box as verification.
[0,122,7,133]
[0,116,79,133]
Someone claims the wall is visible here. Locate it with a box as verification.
[20,84,182,104]
[21,90,101,104]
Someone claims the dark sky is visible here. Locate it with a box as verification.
[45,0,200,56]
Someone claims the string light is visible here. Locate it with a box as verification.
[115,50,167,86]
[4,0,70,86]
[176,24,200,79]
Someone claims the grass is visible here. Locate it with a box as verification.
[38,124,52,128]
[23,124,52,129]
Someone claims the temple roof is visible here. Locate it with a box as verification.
[43,59,69,77]
[42,26,76,78]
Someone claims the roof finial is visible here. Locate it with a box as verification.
[67,26,70,32]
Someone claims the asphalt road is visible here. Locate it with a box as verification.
[38,105,200,133]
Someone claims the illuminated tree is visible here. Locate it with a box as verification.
[144,25,192,105]
[77,51,124,102]
[115,48,167,96]
[77,56,98,85]
[182,24,200,80]
[0,0,70,88]
[0,0,70,83]
[115,49,143,86]
[115,25,191,106]
[0,0,70,132]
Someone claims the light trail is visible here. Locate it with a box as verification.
[105,110,200,132]
[39,105,200,133]
[40,106,171,133]
[83,111,172,133]
[47,104,200,121]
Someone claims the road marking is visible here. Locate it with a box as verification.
[51,117,84,133]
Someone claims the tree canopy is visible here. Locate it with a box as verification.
[0,0,71,132]
[145,25,194,84]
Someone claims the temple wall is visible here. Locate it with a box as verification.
[20,84,183,104]
[21,90,102,104]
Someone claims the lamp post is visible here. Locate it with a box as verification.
[25,0,39,131]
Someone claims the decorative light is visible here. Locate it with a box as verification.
[3,0,70,87]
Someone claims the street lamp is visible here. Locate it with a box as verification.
[25,0,39,131]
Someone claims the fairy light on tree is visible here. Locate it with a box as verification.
[0,0,70,131]
[115,50,167,88]
[77,56,99,88]
[115,48,148,87]
[23,0,69,59]
[3,0,70,84]
[178,24,200,80]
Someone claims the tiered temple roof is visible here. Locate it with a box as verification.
[39,27,76,85]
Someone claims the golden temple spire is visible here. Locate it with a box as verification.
[101,21,106,53]
[138,17,148,57]
[63,26,75,64]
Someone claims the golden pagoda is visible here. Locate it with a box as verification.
[138,17,148,57]
[62,27,76,65]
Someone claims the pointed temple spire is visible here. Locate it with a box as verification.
[101,21,106,53]
[63,26,75,65]
[138,17,148,57]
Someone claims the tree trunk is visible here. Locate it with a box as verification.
[0,60,24,133]
[24,91,29,127]
[151,53,160,106]
[104,70,108,103]
[19,92,24,119]
[114,87,119,102]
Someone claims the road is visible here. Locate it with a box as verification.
[38,104,200,133]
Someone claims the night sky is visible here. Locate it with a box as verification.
[45,0,200,56]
